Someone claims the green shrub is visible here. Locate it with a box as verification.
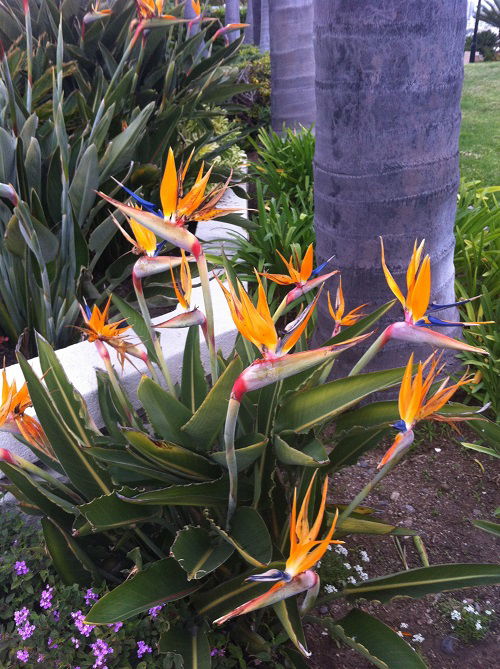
[232,46,271,134]
[439,597,496,642]
[454,182,500,418]
[465,30,499,60]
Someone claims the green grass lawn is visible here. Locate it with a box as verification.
[460,63,500,185]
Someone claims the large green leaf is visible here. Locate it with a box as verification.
[159,626,211,668]
[0,462,73,526]
[69,143,99,227]
[17,352,111,498]
[181,356,243,448]
[138,375,193,446]
[181,326,208,412]
[469,420,500,450]
[86,558,201,623]
[329,427,389,470]
[118,477,252,506]
[88,446,183,484]
[275,366,407,434]
[194,571,273,621]
[78,491,160,531]
[42,518,94,587]
[209,507,272,568]
[338,564,500,603]
[309,610,427,669]
[274,598,309,658]
[334,513,416,537]
[472,519,500,537]
[171,526,233,580]
[210,433,268,471]
[274,435,329,467]
[112,294,159,365]
[123,430,220,481]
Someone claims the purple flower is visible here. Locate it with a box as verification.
[47,637,58,649]
[14,608,30,626]
[107,621,123,633]
[37,654,45,664]
[148,604,164,618]
[71,636,81,649]
[16,649,29,663]
[40,585,54,610]
[210,648,226,657]
[53,609,60,621]
[85,588,99,606]
[71,610,95,637]
[90,639,113,668]
[137,640,152,658]
[17,621,36,640]
[14,561,29,575]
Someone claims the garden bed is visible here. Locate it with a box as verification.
[308,425,499,667]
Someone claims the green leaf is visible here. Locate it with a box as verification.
[69,143,99,227]
[171,526,234,580]
[274,435,329,467]
[88,446,182,485]
[276,366,407,434]
[0,462,73,526]
[210,433,268,471]
[181,356,243,448]
[469,420,500,450]
[42,518,94,586]
[310,610,427,669]
[118,477,252,506]
[209,507,272,568]
[86,558,201,623]
[274,598,309,657]
[334,513,416,537]
[329,427,389,470]
[138,375,193,446]
[181,326,208,412]
[159,626,211,668]
[341,564,500,602]
[461,442,500,458]
[472,519,500,537]
[78,491,160,531]
[123,430,220,481]
[194,571,273,621]
[17,352,111,499]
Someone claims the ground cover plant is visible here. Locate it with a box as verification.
[0,143,499,668]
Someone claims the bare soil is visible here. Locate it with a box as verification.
[306,426,499,668]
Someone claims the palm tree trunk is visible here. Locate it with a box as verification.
[260,0,270,51]
[244,0,254,44]
[225,0,241,43]
[270,0,315,131]
[252,0,261,47]
[313,0,467,372]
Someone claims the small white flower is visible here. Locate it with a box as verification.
[360,571,369,580]
[464,605,475,614]
[316,560,322,569]
[321,630,328,636]
[354,564,364,573]
[327,545,332,551]
[412,634,424,643]
[451,610,461,621]
[485,610,493,615]
[463,600,468,604]
[360,550,370,563]
[475,621,482,630]
[400,623,408,629]
[335,545,349,556]
[343,562,352,570]
[347,576,357,585]
[324,584,337,594]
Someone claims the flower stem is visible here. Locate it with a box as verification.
[224,396,240,527]
[133,273,176,394]
[13,455,82,503]
[337,448,406,524]
[197,251,218,383]
[272,295,288,324]
[348,328,389,376]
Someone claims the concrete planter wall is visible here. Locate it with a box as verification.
[0,189,246,468]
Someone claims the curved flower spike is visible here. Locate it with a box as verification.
[327,278,367,337]
[136,0,176,20]
[261,244,337,306]
[214,473,342,643]
[350,239,492,375]
[377,352,477,469]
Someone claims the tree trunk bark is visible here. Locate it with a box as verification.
[260,0,270,51]
[270,0,315,131]
[252,0,261,47]
[244,0,254,44]
[313,0,467,373]
[225,0,241,43]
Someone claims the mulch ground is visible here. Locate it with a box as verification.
[306,425,499,668]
